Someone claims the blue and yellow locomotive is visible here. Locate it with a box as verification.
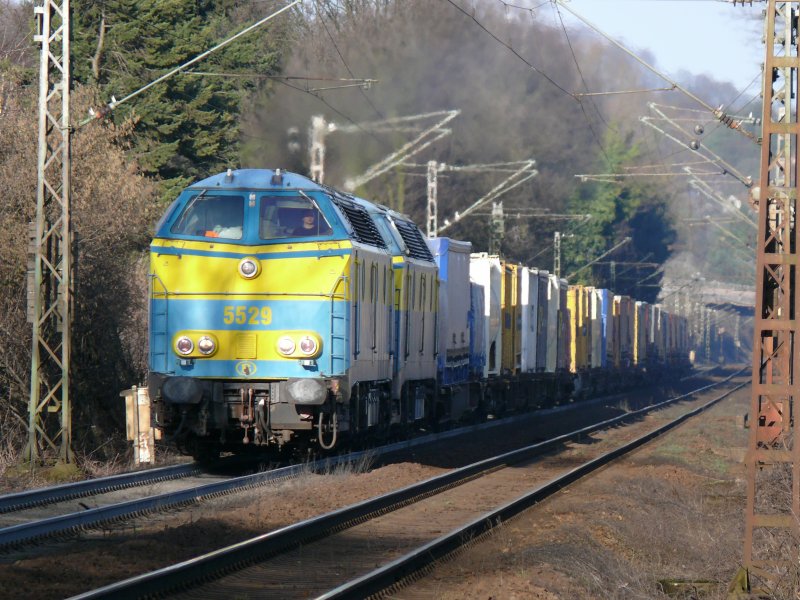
[148,169,438,456]
[148,168,694,458]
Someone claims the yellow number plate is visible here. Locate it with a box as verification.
[223,305,272,326]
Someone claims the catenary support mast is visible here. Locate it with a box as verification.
[25,0,73,464]
[743,0,800,589]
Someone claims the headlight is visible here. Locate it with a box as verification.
[176,336,194,355]
[197,336,216,355]
[277,336,296,356]
[238,257,260,279]
[299,336,318,355]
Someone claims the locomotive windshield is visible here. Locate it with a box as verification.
[170,194,244,239]
[260,195,332,239]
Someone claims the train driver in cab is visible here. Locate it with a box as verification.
[292,207,330,237]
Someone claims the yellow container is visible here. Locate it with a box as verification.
[568,285,590,372]
[501,262,522,374]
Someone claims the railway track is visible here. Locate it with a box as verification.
[68,371,747,599]
[0,452,357,549]
[0,368,728,551]
[0,461,203,514]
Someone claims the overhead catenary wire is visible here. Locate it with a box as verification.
[436,158,539,234]
[488,0,712,185]
[639,104,753,187]
[497,0,552,12]
[336,110,462,191]
[552,2,612,164]
[157,68,387,161]
[635,264,666,287]
[122,6,389,152]
[608,252,657,280]
[687,215,755,249]
[685,169,757,231]
[526,210,595,265]
[82,1,300,125]
[450,0,626,170]
[271,78,391,149]
[574,86,676,97]
[565,236,632,280]
[72,0,383,169]
[703,233,755,267]
[312,0,387,121]
[444,0,576,99]
[184,72,378,93]
[575,172,724,182]
[553,0,758,144]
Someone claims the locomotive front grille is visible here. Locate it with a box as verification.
[235,333,257,359]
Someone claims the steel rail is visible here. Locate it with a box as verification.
[0,451,368,549]
[67,373,746,600]
[322,381,747,600]
[0,462,203,514]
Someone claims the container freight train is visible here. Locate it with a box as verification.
[147,169,690,457]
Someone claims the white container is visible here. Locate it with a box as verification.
[520,267,540,373]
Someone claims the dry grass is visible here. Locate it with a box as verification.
[746,461,800,598]
[79,446,134,479]
[324,451,376,478]
[517,478,742,599]
[435,395,753,600]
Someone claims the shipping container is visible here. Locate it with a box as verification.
[613,295,634,368]
[427,238,472,386]
[535,270,550,372]
[568,285,591,372]
[469,253,503,377]
[520,267,541,373]
[469,281,486,378]
[634,301,649,366]
[501,262,522,374]
[557,277,570,372]
[590,288,612,369]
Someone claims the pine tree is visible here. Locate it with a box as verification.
[564,129,675,301]
[71,0,297,203]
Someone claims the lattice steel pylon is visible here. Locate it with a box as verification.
[24,0,73,464]
[742,0,799,592]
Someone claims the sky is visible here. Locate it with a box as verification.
[556,0,764,92]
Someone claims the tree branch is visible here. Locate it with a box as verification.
[90,13,106,82]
